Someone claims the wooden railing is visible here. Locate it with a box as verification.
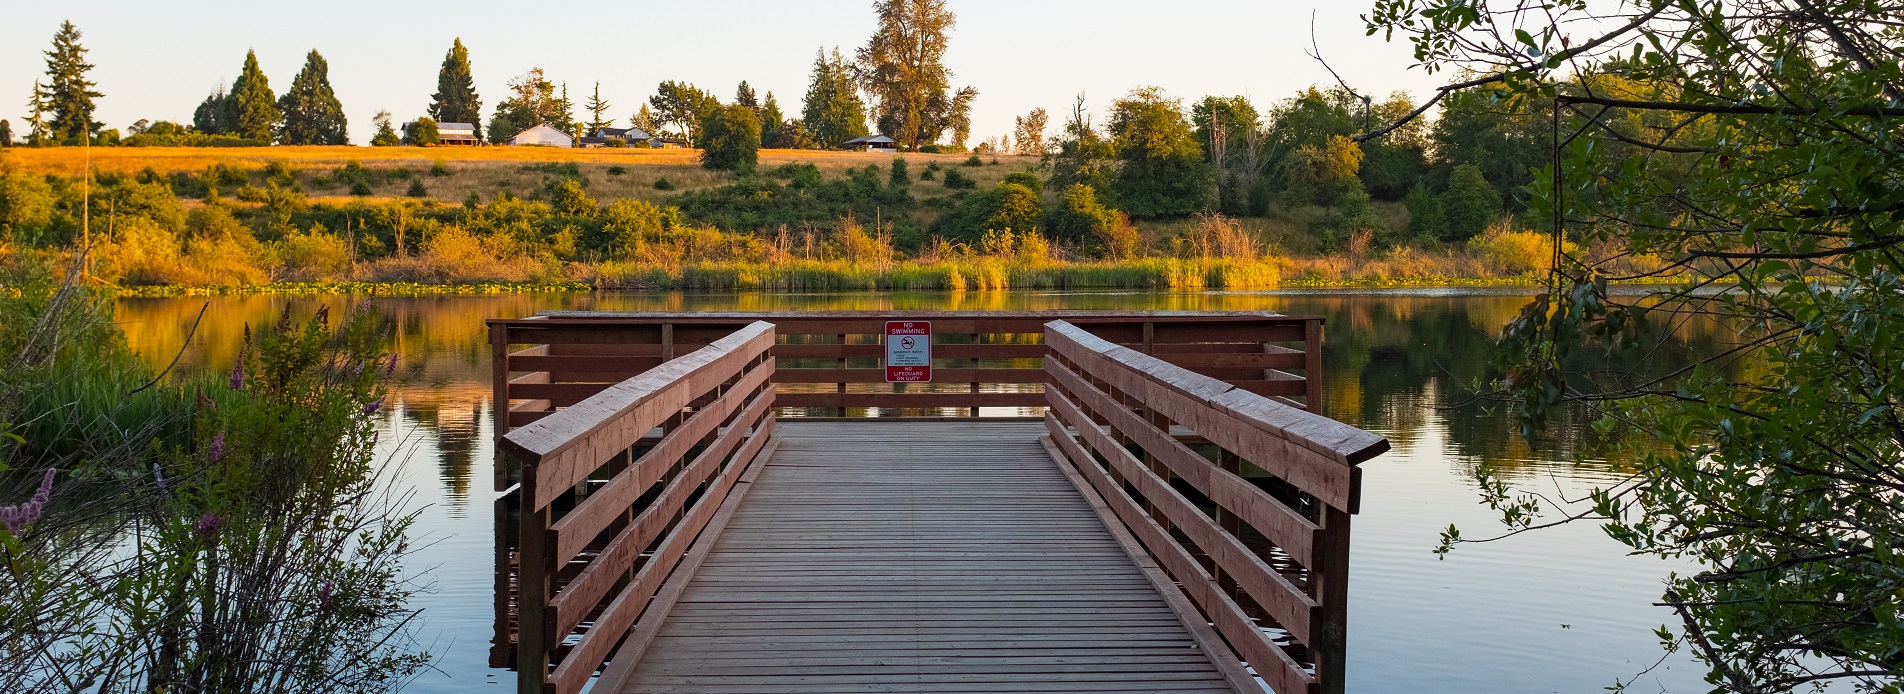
[497,321,778,694]
[488,311,1319,470]
[1041,320,1388,694]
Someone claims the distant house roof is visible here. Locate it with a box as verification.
[842,134,897,145]
[437,122,479,142]
[591,126,657,141]
[438,122,478,133]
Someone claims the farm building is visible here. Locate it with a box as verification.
[437,122,480,145]
[842,134,898,151]
[509,124,573,147]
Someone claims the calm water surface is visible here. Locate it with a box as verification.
[114,289,1704,693]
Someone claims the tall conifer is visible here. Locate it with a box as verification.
[40,21,102,145]
[228,50,280,142]
[801,48,869,148]
[278,50,348,144]
[759,92,784,148]
[429,38,482,140]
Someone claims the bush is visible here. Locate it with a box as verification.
[607,165,627,176]
[919,144,942,153]
[275,225,352,280]
[653,177,676,191]
[349,180,372,196]
[942,168,975,189]
[429,161,451,177]
[406,179,428,198]
[1466,224,1573,275]
[604,136,627,148]
[406,117,440,146]
[700,104,762,171]
[964,154,984,167]
[1441,163,1503,241]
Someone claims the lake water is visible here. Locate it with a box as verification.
[114,288,1705,693]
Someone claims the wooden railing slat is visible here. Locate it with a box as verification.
[547,385,775,637]
[1043,414,1316,694]
[1045,359,1321,563]
[772,368,1045,384]
[772,392,1044,409]
[546,416,776,694]
[1046,388,1319,645]
[549,363,773,564]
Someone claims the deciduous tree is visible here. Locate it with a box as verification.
[277,49,348,145]
[1437,163,1499,241]
[649,81,718,145]
[369,111,399,146]
[193,85,228,135]
[1107,87,1213,217]
[856,0,976,150]
[1012,107,1047,155]
[428,38,483,140]
[699,104,761,171]
[488,68,563,143]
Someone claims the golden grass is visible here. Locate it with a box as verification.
[4,145,1037,203]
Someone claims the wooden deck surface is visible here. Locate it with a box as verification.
[615,420,1240,693]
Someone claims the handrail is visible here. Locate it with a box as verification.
[1041,320,1387,694]
[501,321,777,694]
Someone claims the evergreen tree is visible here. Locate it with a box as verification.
[801,48,869,148]
[759,92,785,148]
[277,49,348,145]
[1402,182,1447,241]
[1439,163,1502,241]
[857,0,975,149]
[228,50,280,142]
[0,120,12,147]
[584,82,612,134]
[735,81,758,110]
[24,84,48,146]
[193,85,229,134]
[428,38,483,140]
[40,21,102,145]
[370,111,400,146]
[699,104,761,171]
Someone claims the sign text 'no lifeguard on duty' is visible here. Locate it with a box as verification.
[884,321,931,383]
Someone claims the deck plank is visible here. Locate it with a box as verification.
[615,421,1239,694]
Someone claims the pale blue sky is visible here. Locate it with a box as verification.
[1,1,1448,145]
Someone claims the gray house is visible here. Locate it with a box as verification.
[841,134,898,151]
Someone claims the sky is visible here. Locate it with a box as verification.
[1,1,1453,146]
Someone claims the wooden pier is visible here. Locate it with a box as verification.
[488,312,1387,694]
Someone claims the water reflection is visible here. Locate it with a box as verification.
[113,289,1709,693]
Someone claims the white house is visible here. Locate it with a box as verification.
[509,124,573,147]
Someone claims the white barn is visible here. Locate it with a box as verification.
[510,124,573,147]
[437,122,480,146]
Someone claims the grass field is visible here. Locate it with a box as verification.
[2,145,1038,206]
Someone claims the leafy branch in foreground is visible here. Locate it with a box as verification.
[0,253,429,692]
[1364,0,1904,690]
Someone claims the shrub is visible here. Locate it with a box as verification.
[1441,164,1502,241]
[275,225,352,280]
[700,104,762,171]
[919,144,941,153]
[1466,224,1573,275]
[942,168,975,189]
[605,136,627,148]
[964,154,983,167]
[429,161,451,177]
[653,177,676,191]
[349,180,373,196]
[0,171,57,240]
[406,179,428,198]
[606,165,627,176]
[406,117,440,146]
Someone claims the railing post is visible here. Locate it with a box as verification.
[490,324,511,489]
[517,488,552,694]
[1313,503,1352,694]
[1305,318,1325,413]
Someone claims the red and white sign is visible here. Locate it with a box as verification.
[884,321,932,382]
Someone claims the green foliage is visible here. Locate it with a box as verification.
[930,181,1039,244]
[406,116,440,146]
[801,48,871,148]
[888,156,910,188]
[429,38,482,140]
[228,50,280,142]
[699,105,762,171]
[1282,135,1364,207]
[652,177,676,191]
[1051,183,1139,258]
[940,167,975,189]
[276,50,348,145]
[759,92,786,148]
[673,163,916,239]
[1359,93,1431,200]
[39,21,102,145]
[0,119,12,147]
[1107,87,1214,218]
[430,160,450,177]
[545,178,594,216]
[1371,0,1904,689]
[370,111,400,147]
[488,68,568,144]
[0,172,57,242]
[606,165,627,176]
[963,154,983,167]
[193,85,229,135]
[858,0,976,150]
[1051,98,1118,197]
[1402,182,1447,241]
[1439,164,1501,241]
[649,80,719,145]
[1311,181,1384,252]
[405,179,427,197]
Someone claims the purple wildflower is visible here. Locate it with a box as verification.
[207,431,226,462]
[319,580,334,609]
[0,469,55,533]
[194,512,224,540]
[364,394,387,416]
[350,362,365,378]
[228,360,244,391]
[384,353,400,377]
